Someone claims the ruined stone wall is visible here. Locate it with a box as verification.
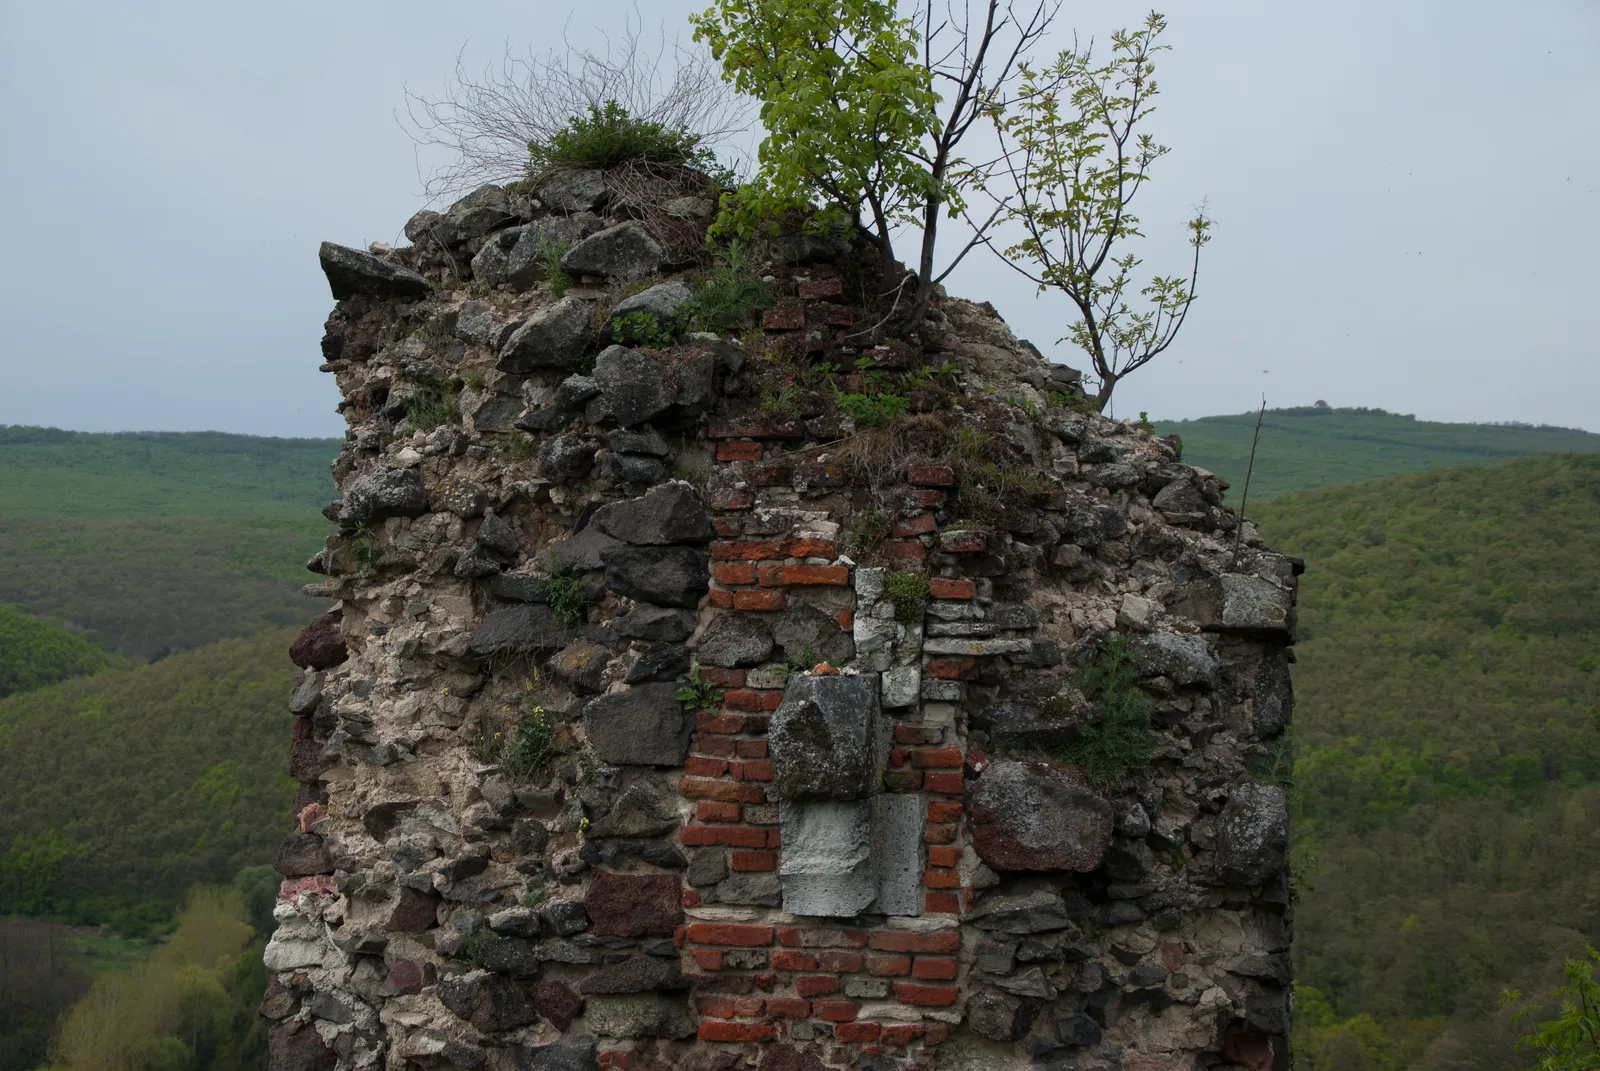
[265,168,1298,1071]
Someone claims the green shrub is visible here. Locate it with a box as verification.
[540,570,588,630]
[685,244,773,332]
[530,100,710,170]
[884,571,929,624]
[838,391,910,428]
[612,310,682,348]
[1061,633,1154,784]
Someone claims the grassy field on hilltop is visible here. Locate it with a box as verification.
[0,427,339,658]
[1157,406,1600,499]
[1253,453,1600,1071]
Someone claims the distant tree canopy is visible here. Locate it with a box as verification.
[0,605,118,700]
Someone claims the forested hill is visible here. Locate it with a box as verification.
[1253,453,1600,1071]
[1156,406,1600,499]
[0,427,339,658]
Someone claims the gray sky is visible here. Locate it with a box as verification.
[2,0,1595,438]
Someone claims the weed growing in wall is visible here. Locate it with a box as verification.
[502,704,555,778]
[685,243,773,332]
[613,311,682,348]
[541,236,571,299]
[1062,633,1154,785]
[885,571,929,624]
[540,570,588,630]
[400,389,459,433]
[675,668,723,714]
[530,100,711,171]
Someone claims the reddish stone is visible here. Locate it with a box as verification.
[929,578,975,600]
[736,739,769,758]
[883,770,923,791]
[797,276,844,299]
[693,735,738,757]
[707,416,804,440]
[869,931,961,954]
[717,440,765,461]
[757,1045,830,1071]
[893,983,959,1007]
[762,305,806,330]
[766,996,810,1017]
[789,537,839,559]
[268,1022,336,1071]
[708,589,734,608]
[905,464,956,487]
[795,975,839,997]
[289,611,347,670]
[751,460,797,487]
[922,822,957,843]
[376,958,424,996]
[690,948,724,971]
[772,949,818,970]
[387,886,441,932]
[737,759,774,781]
[927,801,964,822]
[532,979,584,1030]
[712,563,757,585]
[685,923,775,947]
[927,846,960,868]
[585,871,682,938]
[696,712,743,733]
[880,1024,925,1046]
[683,889,703,907]
[685,756,728,778]
[697,665,747,687]
[734,996,766,1016]
[926,659,976,680]
[777,927,870,948]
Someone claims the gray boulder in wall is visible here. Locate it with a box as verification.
[695,613,775,668]
[469,605,569,656]
[318,242,430,301]
[498,297,592,374]
[581,683,691,766]
[502,214,600,286]
[591,346,674,427]
[611,281,694,326]
[600,545,710,609]
[591,482,714,545]
[440,185,518,244]
[537,169,608,213]
[338,467,428,526]
[768,674,882,801]
[561,221,667,282]
[1133,632,1219,686]
[1213,782,1288,886]
[967,760,1113,873]
[437,969,536,1032]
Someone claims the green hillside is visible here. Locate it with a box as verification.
[0,629,296,927]
[0,605,120,699]
[0,427,339,658]
[1156,406,1600,499]
[1253,454,1600,1071]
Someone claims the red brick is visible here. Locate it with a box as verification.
[912,747,964,769]
[926,659,976,680]
[757,564,785,586]
[693,734,738,758]
[923,891,962,914]
[880,1024,925,1046]
[924,1024,950,1046]
[697,666,746,688]
[883,770,923,791]
[737,759,773,781]
[797,276,844,299]
[812,1000,858,1022]
[724,689,783,712]
[733,996,765,1016]
[717,440,765,462]
[889,746,910,768]
[772,950,818,971]
[735,589,786,611]
[786,564,850,586]
[697,802,742,824]
[766,997,810,1018]
[778,928,870,948]
[868,955,911,977]
[913,489,944,507]
[697,711,743,734]
[869,931,961,954]
[923,868,961,889]
[680,825,770,848]
[922,822,957,843]
[893,982,959,1007]
[817,951,864,973]
[685,923,774,947]
[708,416,804,440]
[927,846,960,868]
[604,1050,635,1070]
[712,562,757,585]
[893,724,943,745]
[892,513,936,537]
[762,306,806,330]
[683,888,702,908]
[730,850,776,872]
[767,828,783,848]
[679,779,766,803]
[795,975,839,997]
[913,957,958,980]
[882,541,927,560]
[906,464,956,487]
[750,460,796,487]
[685,756,728,778]
[789,537,839,559]
[928,577,976,599]
[698,996,737,1018]
[837,609,853,630]
[834,1022,881,1042]
[711,539,788,561]
[927,801,964,822]
[698,1022,775,1043]
[923,772,965,794]
[736,739,769,759]
[690,948,724,971]
[707,588,734,608]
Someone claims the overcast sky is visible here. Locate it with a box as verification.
[1,0,1595,438]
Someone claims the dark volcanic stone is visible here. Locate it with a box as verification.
[577,956,686,994]
[768,674,881,801]
[469,604,569,656]
[757,1045,829,1071]
[318,242,430,301]
[967,987,1035,1042]
[1055,1012,1103,1047]
[290,612,347,670]
[587,782,679,839]
[581,683,691,766]
[615,605,697,642]
[338,467,428,526]
[531,980,585,1031]
[542,899,590,936]
[600,545,710,609]
[591,346,674,427]
[538,169,608,212]
[592,483,714,545]
[273,833,333,878]
[268,1021,338,1071]
[387,886,441,932]
[771,603,854,667]
[437,969,537,1032]
[1214,782,1289,886]
[584,870,682,938]
[473,932,540,976]
[624,641,690,683]
[968,760,1113,873]
[696,612,774,668]
[538,431,599,483]
[512,1037,599,1071]
[499,297,592,374]
[440,185,518,244]
[547,526,624,573]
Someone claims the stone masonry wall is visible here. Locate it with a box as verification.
[265,168,1298,1071]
